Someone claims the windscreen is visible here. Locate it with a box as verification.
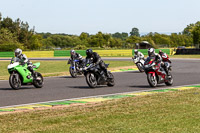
[144,57,155,65]
[10,57,20,64]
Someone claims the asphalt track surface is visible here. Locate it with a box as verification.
[0,59,199,107]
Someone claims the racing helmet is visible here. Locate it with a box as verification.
[70,50,75,55]
[15,48,22,57]
[148,48,155,57]
[134,49,138,55]
[159,50,163,55]
[86,49,93,57]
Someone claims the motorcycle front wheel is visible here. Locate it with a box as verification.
[33,72,44,88]
[147,72,157,87]
[9,73,21,90]
[136,63,144,72]
[69,67,77,78]
[86,73,97,88]
[107,72,115,87]
[165,72,173,86]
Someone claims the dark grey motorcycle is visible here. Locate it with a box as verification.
[83,63,115,88]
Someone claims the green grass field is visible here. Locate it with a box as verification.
[0,60,134,80]
[0,88,200,132]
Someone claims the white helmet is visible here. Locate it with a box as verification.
[15,48,22,57]
[134,49,138,54]
[70,50,75,55]
[148,48,155,57]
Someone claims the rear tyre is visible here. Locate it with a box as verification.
[107,72,115,87]
[147,72,157,87]
[136,63,144,72]
[165,72,173,86]
[69,67,77,78]
[9,73,21,90]
[33,72,44,88]
[86,73,97,88]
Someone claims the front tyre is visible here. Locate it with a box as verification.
[107,72,115,87]
[33,72,44,88]
[9,73,21,90]
[86,73,97,88]
[147,72,157,87]
[136,63,144,72]
[165,72,173,86]
[69,67,77,78]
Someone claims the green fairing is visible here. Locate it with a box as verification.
[33,62,40,71]
[8,62,40,84]
[15,64,32,83]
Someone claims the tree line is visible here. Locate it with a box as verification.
[0,12,199,51]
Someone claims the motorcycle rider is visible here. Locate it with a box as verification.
[14,48,34,78]
[85,49,109,77]
[133,49,144,60]
[159,50,171,76]
[70,50,83,66]
[159,50,171,63]
[148,48,162,63]
[148,48,170,77]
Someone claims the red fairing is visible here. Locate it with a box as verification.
[162,53,170,62]
[148,71,155,76]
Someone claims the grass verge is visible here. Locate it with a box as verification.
[0,60,135,80]
[170,55,200,58]
[0,88,200,132]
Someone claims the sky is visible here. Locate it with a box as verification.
[0,0,199,35]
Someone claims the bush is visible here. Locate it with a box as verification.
[0,42,24,51]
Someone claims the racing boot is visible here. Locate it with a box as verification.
[104,69,110,78]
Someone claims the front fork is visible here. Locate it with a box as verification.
[148,71,156,81]
[12,71,19,82]
[70,62,77,72]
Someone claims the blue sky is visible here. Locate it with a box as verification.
[0,0,199,35]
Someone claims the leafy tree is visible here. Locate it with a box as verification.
[130,27,140,37]
[0,28,23,51]
[192,21,200,47]
[79,32,89,40]
[28,34,42,50]
[121,32,128,40]
[112,32,128,40]
[126,35,141,48]
[183,24,195,36]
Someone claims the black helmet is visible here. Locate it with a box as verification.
[159,50,163,55]
[86,49,93,57]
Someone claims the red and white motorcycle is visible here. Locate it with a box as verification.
[144,57,173,87]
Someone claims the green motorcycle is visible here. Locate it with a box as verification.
[7,57,44,89]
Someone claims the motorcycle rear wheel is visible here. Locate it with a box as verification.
[9,73,21,90]
[86,73,97,88]
[147,73,157,87]
[107,72,115,87]
[69,67,77,78]
[33,72,44,88]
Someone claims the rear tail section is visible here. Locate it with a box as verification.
[33,62,40,70]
